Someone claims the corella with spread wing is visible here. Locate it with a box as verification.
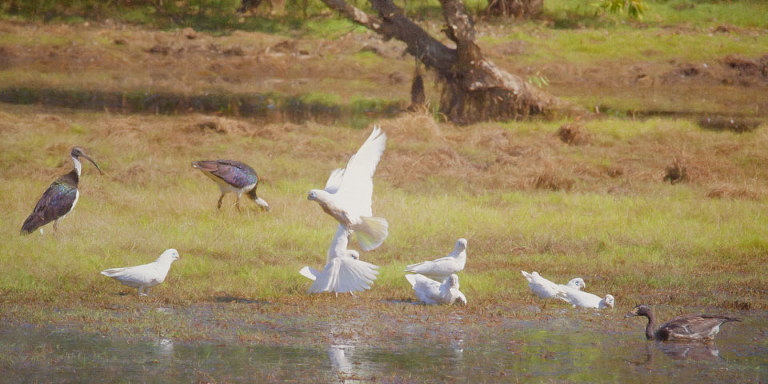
[307,125,388,251]
[405,238,467,281]
[521,271,585,300]
[299,225,379,295]
[405,273,466,305]
[101,249,180,296]
[625,304,741,341]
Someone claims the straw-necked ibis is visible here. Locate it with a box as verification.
[192,160,270,211]
[21,146,103,235]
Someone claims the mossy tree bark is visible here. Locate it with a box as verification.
[319,0,558,122]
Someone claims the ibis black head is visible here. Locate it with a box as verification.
[71,146,104,175]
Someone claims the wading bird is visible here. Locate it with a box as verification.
[100,249,181,296]
[307,125,388,251]
[405,239,467,281]
[625,304,741,341]
[21,146,103,235]
[405,273,467,306]
[192,160,270,211]
[299,225,379,295]
[521,271,585,301]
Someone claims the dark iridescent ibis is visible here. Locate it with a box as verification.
[21,146,104,235]
[191,160,270,211]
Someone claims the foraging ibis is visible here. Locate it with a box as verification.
[191,159,270,211]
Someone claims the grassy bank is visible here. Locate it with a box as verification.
[1,105,766,313]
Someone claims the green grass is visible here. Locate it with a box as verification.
[543,0,768,28]
[483,25,768,65]
[0,105,766,313]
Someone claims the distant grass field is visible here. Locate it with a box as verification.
[2,1,766,122]
[1,105,766,313]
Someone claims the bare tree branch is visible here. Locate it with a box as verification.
[320,0,457,74]
[319,0,561,122]
[321,0,382,31]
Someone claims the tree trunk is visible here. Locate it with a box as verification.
[486,0,542,18]
[319,0,558,123]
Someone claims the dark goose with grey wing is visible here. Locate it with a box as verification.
[21,146,103,235]
[625,304,741,341]
[192,160,270,211]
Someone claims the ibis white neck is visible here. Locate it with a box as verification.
[72,156,82,176]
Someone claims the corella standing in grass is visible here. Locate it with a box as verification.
[555,285,614,309]
[307,125,388,251]
[521,271,585,301]
[21,146,103,234]
[405,238,467,281]
[405,274,467,305]
[192,159,270,211]
[101,249,180,296]
[299,225,379,295]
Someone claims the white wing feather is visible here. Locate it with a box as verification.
[299,266,320,281]
[522,271,583,301]
[405,274,441,304]
[405,240,467,280]
[405,274,465,305]
[308,257,379,293]
[101,263,163,288]
[406,258,459,279]
[304,225,379,294]
[335,125,386,218]
[521,271,560,299]
[554,285,612,309]
[324,168,346,194]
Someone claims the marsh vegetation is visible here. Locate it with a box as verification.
[0,0,767,381]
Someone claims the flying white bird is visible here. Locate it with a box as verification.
[307,125,388,251]
[299,225,380,295]
[555,285,614,309]
[521,271,585,301]
[405,238,467,281]
[405,274,467,306]
[100,249,180,296]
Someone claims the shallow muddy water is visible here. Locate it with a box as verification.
[1,305,766,383]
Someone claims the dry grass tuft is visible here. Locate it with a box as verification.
[706,185,762,200]
[383,113,442,142]
[185,116,252,135]
[663,158,688,184]
[556,123,590,145]
[530,168,575,191]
